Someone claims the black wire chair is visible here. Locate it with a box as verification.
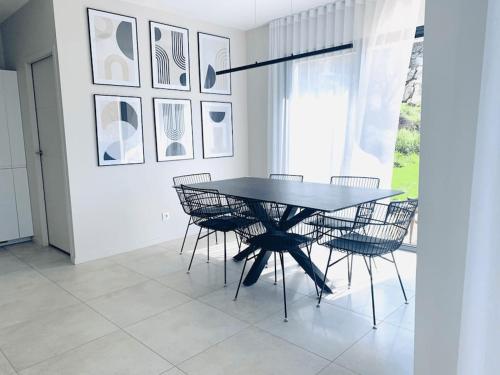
[269,173,304,182]
[173,173,221,254]
[180,185,255,285]
[227,196,317,322]
[316,199,418,329]
[307,176,380,288]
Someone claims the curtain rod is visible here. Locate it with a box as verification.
[216,25,424,76]
[216,43,353,75]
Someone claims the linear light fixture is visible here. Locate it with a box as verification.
[216,25,424,76]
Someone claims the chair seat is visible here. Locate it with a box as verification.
[305,213,355,230]
[191,206,233,218]
[248,231,312,251]
[323,232,401,256]
[197,216,255,232]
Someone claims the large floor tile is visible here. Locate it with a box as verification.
[110,245,172,264]
[8,245,69,270]
[0,268,52,299]
[56,263,148,300]
[335,323,414,375]
[322,284,409,323]
[117,250,205,278]
[156,262,240,298]
[256,299,372,360]
[199,281,306,324]
[38,258,115,283]
[0,251,30,275]
[0,304,116,370]
[161,368,186,375]
[0,351,15,375]
[317,363,357,375]
[179,327,329,375]
[383,299,415,331]
[88,280,191,327]
[0,281,79,330]
[126,300,247,365]
[19,330,172,375]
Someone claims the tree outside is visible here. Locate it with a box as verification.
[392,39,423,201]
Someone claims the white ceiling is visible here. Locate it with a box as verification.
[124,0,331,30]
[0,0,29,24]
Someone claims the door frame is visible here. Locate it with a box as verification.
[24,44,75,261]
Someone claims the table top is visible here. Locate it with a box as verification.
[186,177,403,212]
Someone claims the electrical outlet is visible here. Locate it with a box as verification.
[161,212,170,222]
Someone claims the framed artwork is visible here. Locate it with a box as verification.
[201,101,234,159]
[94,95,144,166]
[153,98,194,162]
[150,22,191,91]
[198,32,231,95]
[87,8,140,87]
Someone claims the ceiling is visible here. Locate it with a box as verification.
[0,0,29,24]
[124,0,331,30]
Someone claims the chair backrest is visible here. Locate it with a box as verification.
[226,196,267,239]
[180,185,223,221]
[173,173,212,215]
[173,173,211,186]
[385,199,418,231]
[330,176,380,189]
[269,173,304,182]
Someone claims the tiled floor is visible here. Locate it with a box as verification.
[0,235,416,374]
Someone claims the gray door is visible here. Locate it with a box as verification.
[32,56,71,253]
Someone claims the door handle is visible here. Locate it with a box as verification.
[36,150,43,156]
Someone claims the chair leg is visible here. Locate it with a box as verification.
[279,252,288,322]
[274,252,277,285]
[223,232,227,286]
[317,248,333,307]
[391,252,408,304]
[306,244,319,297]
[180,218,192,255]
[347,253,353,289]
[187,227,202,273]
[234,256,249,301]
[206,228,210,263]
[363,256,377,329]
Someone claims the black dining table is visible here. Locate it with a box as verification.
[187,177,403,293]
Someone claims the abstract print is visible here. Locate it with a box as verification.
[154,98,194,162]
[95,95,144,166]
[88,9,140,86]
[198,32,231,95]
[201,101,234,158]
[151,22,190,91]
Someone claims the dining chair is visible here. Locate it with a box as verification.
[316,199,418,328]
[180,185,255,285]
[269,173,304,182]
[308,176,380,288]
[173,173,218,254]
[228,196,317,322]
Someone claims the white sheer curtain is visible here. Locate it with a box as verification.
[268,0,422,186]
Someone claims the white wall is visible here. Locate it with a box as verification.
[0,30,5,69]
[414,0,491,373]
[52,0,249,263]
[246,25,269,177]
[0,0,59,247]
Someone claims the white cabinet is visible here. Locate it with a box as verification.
[0,70,33,242]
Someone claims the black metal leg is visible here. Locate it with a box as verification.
[187,227,202,273]
[243,250,272,286]
[279,252,288,322]
[223,232,227,286]
[206,228,210,263]
[215,231,219,244]
[288,247,332,294]
[348,253,353,289]
[234,256,249,301]
[317,248,333,307]
[306,244,319,297]
[180,217,192,255]
[233,244,257,262]
[364,256,377,329]
[274,252,277,285]
[391,252,408,304]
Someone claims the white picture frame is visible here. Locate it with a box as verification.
[201,101,234,159]
[198,32,231,95]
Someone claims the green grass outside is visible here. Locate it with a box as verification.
[392,152,419,200]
